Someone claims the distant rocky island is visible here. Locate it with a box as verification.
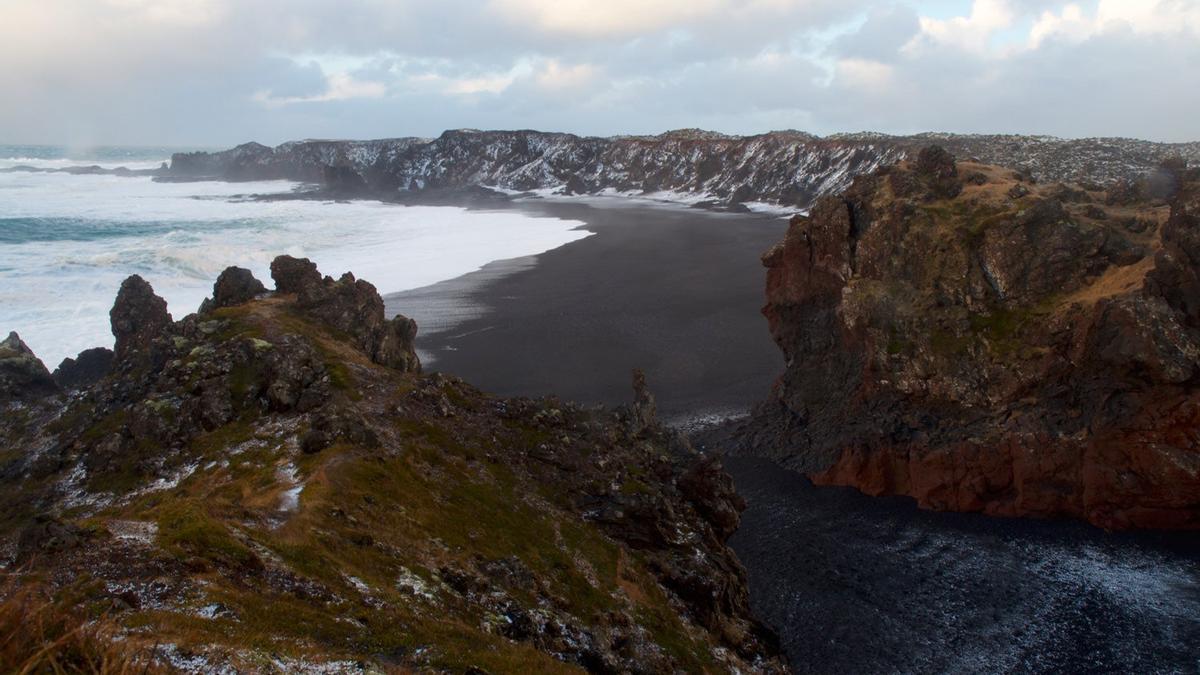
[162,129,1200,210]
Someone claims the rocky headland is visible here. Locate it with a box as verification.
[0,259,783,673]
[729,147,1200,530]
[164,130,1200,211]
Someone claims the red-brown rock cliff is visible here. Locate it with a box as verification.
[739,148,1200,530]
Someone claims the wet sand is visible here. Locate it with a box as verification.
[387,198,787,424]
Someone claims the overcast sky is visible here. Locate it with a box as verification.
[2,0,1198,146]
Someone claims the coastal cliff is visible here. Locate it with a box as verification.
[0,261,783,673]
[734,148,1200,530]
[165,130,1200,210]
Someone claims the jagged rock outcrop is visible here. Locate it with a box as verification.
[109,275,172,365]
[164,130,1200,211]
[270,255,420,373]
[912,145,962,198]
[0,261,784,673]
[0,332,58,401]
[735,149,1200,530]
[269,254,323,294]
[199,266,267,313]
[52,348,114,391]
[630,367,658,435]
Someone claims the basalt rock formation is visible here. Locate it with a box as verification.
[0,259,783,673]
[198,265,267,313]
[0,332,58,402]
[164,130,1200,211]
[735,149,1200,530]
[269,255,421,373]
[52,347,114,391]
[110,274,173,366]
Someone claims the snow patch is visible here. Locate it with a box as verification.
[395,567,438,602]
[56,462,113,512]
[137,461,199,495]
[155,643,224,673]
[277,463,304,513]
[108,520,159,546]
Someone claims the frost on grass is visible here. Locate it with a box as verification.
[395,567,439,603]
[107,520,159,546]
[55,462,112,512]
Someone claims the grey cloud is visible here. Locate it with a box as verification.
[831,4,921,60]
[0,0,1197,145]
[816,25,1200,141]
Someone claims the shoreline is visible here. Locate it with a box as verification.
[386,196,789,425]
[0,171,593,367]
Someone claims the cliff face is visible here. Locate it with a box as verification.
[737,149,1200,530]
[165,130,1200,210]
[0,261,783,673]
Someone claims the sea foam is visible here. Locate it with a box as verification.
[0,168,591,366]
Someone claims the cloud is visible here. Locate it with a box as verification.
[907,0,1018,54]
[102,0,228,27]
[815,1,1200,141]
[487,0,862,40]
[254,72,387,106]
[489,0,725,37]
[832,5,921,60]
[534,60,599,91]
[0,0,1197,145]
[1031,0,1200,47]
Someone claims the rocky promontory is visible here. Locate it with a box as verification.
[164,130,1200,211]
[733,148,1200,530]
[0,259,782,672]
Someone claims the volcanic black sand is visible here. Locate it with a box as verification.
[387,196,1200,673]
[388,198,787,425]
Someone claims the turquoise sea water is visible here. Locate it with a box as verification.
[0,144,199,168]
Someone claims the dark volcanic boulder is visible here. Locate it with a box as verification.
[739,153,1200,530]
[53,347,114,391]
[0,332,58,401]
[629,368,657,434]
[200,266,267,313]
[271,255,420,373]
[15,516,88,562]
[110,275,172,364]
[270,255,323,295]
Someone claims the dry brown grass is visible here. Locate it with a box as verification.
[0,578,163,675]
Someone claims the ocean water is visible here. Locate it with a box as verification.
[0,146,591,367]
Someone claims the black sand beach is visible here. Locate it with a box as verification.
[388,198,788,424]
